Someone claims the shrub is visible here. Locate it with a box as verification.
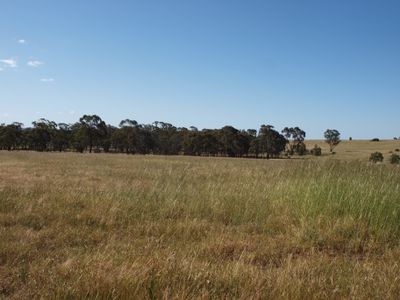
[395,149,399,152]
[310,145,322,156]
[371,138,380,142]
[294,142,307,156]
[369,152,384,163]
[390,154,400,164]
[349,137,352,141]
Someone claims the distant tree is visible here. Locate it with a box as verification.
[259,125,287,159]
[324,129,341,152]
[369,152,384,163]
[371,138,380,142]
[70,123,86,152]
[102,125,115,153]
[79,115,107,153]
[159,122,180,155]
[30,118,57,151]
[136,124,156,154]
[0,115,344,160]
[249,138,260,158]
[201,130,219,156]
[236,131,251,157]
[282,126,306,155]
[53,123,71,151]
[114,119,139,153]
[0,122,23,150]
[218,126,240,157]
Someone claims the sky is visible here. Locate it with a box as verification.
[1,0,399,139]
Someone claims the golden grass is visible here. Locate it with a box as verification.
[1,149,400,299]
[305,139,400,161]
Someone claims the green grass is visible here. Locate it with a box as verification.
[1,151,400,299]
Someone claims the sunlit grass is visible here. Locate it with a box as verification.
[1,151,400,299]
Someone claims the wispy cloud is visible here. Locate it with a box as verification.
[0,59,17,68]
[40,78,55,82]
[27,60,44,67]
[18,39,26,44]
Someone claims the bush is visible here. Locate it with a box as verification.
[395,149,399,152]
[294,142,307,156]
[371,138,380,142]
[369,152,384,163]
[390,154,400,164]
[287,142,308,156]
[310,145,322,156]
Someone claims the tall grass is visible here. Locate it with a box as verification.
[1,152,400,299]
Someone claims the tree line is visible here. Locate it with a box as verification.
[0,115,340,158]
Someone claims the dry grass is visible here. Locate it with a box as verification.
[1,148,400,299]
[305,139,400,161]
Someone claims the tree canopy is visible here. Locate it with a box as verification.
[324,129,341,152]
[0,116,323,159]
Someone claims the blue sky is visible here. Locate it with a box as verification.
[1,0,399,139]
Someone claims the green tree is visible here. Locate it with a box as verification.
[218,126,240,157]
[324,129,341,152]
[282,126,306,155]
[79,115,107,153]
[52,123,72,151]
[0,122,23,150]
[30,119,57,151]
[259,125,287,159]
[114,119,139,154]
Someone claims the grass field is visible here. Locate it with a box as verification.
[305,139,400,161]
[1,141,400,299]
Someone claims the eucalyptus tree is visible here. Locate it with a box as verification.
[324,129,341,152]
[259,125,287,159]
[29,119,57,151]
[79,115,107,153]
[52,123,71,152]
[282,126,306,155]
[115,119,139,153]
[0,122,23,150]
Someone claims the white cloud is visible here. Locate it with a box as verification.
[0,59,17,68]
[40,78,55,82]
[27,60,44,67]
[18,39,26,44]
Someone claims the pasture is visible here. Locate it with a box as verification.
[1,140,400,299]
